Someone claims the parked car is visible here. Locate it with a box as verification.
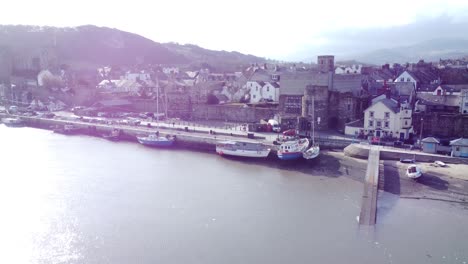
[282,129,296,136]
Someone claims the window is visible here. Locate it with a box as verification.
[256,87,258,91]
[369,111,374,118]
[369,120,374,127]
[407,77,411,82]
[376,121,382,127]
[384,112,390,118]
[384,121,389,128]
[267,86,269,92]
[253,95,256,99]
[400,78,404,81]
[456,147,460,151]
[347,104,351,111]
[405,121,408,125]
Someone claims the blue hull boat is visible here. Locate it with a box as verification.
[277,138,309,160]
[277,151,303,160]
[137,134,174,147]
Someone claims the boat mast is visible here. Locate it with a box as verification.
[312,95,315,145]
[156,75,159,128]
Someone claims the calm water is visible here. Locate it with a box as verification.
[0,125,467,264]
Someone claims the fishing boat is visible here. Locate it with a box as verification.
[137,133,174,147]
[406,164,423,179]
[1,117,24,127]
[216,141,270,158]
[53,124,81,134]
[103,128,121,141]
[277,138,309,160]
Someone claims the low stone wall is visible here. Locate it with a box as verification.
[192,104,277,123]
[344,144,468,164]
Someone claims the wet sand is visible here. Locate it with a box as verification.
[383,160,468,205]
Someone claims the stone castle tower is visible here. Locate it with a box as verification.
[317,55,334,72]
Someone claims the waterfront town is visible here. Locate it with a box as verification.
[1,53,467,156]
[1,5,468,262]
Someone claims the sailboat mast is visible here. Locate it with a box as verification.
[156,76,159,127]
[312,95,315,145]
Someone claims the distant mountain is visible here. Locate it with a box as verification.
[0,25,265,72]
[162,43,265,71]
[354,38,468,64]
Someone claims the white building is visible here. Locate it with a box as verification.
[364,98,413,140]
[353,98,413,140]
[247,81,280,103]
[394,70,418,88]
[124,71,151,82]
[335,65,362,74]
[162,67,179,75]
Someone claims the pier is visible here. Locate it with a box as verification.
[359,148,380,225]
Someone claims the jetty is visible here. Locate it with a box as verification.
[358,148,380,225]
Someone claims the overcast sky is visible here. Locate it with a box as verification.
[1,0,467,60]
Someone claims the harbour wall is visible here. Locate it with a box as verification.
[344,143,468,164]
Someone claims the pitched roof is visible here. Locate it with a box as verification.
[280,71,329,95]
[269,82,280,88]
[332,74,363,94]
[422,137,440,144]
[416,93,460,107]
[450,138,468,146]
[378,98,399,113]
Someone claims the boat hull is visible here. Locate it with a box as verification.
[1,118,24,127]
[303,146,320,160]
[277,151,303,160]
[216,147,270,158]
[137,137,174,147]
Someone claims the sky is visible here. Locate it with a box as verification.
[1,0,468,61]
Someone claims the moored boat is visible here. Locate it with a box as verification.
[406,164,423,179]
[1,117,24,127]
[103,128,121,141]
[216,141,270,158]
[53,124,81,135]
[137,133,175,147]
[277,138,309,160]
[303,144,320,160]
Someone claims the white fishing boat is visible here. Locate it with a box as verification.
[137,133,175,147]
[277,138,309,160]
[1,117,24,127]
[216,141,271,158]
[406,164,423,179]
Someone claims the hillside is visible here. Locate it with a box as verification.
[354,38,468,64]
[0,25,265,71]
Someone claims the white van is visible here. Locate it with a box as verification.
[268,119,281,133]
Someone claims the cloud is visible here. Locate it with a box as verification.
[286,15,468,61]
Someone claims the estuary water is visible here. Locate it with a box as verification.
[0,125,467,264]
